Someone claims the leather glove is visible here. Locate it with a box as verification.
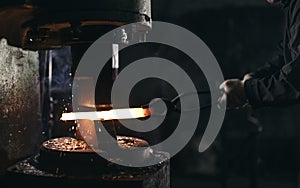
[218,78,248,110]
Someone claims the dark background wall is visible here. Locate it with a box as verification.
[148,0,300,187]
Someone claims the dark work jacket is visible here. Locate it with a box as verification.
[244,0,300,108]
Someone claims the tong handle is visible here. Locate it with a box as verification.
[141,90,211,115]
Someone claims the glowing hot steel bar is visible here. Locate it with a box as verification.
[61,108,151,121]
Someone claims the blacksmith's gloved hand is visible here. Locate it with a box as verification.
[218,78,248,110]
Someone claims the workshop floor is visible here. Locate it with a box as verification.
[171,174,298,188]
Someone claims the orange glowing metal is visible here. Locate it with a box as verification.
[61,108,151,121]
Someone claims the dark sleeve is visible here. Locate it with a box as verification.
[248,41,285,78]
[244,0,300,108]
[244,59,300,107]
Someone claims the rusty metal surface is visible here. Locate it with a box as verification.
[0,38,41,174]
